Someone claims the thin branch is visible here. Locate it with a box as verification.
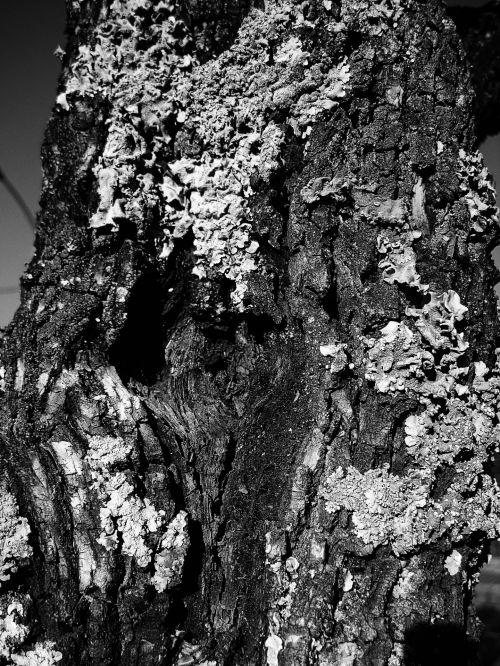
[0,168,36,230]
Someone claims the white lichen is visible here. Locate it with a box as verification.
[320,341,348,374]
[370,217,469,396]
[343,570,354,592]
[388,643,405,666]
[377,230,425,290]
[322,357,500,555]
[0,485,32,586]
[14,358,25,392]
[173,639,216,666]
[321,465,430,554]
[0,600,28,659]
[265,634,283,666]
[86,435,188,590]
[0,598,61,665]
[152,510,189,592]
[62,0,351,310]
[96,472,165,566]
[331,642,360,666]
[364,321,424,393]
[301,176,349,206]
[11,641,62,666]
[458,150,499,234]
[392,569,416,599]
[444,550,462,576]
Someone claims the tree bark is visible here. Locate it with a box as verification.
[1,0,500,664]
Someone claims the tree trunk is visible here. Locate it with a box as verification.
[1,0,500,664]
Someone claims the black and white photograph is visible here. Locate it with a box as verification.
[1,0,500,663]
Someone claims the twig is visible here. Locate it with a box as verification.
[0,167,36,230]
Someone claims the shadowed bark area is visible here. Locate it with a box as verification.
[448,0,500,142]
[1,0,500,665]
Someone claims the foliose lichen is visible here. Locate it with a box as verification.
[11,641,62,666]
[0,599,28,660]
[95,472,166,566]
[377,230,425,290]
[173,639,216,666]
[0,597,62,665]
[86,435,188,590]
[0,484,32,586]
[340,0,405,36]
[321,391,500,555]
[162,3,350,307]
[392,568,417,599]
[61,0,351,309]
[152,510,189,592]
[301,176,350,206]
[444,550,462,576]
[323,150,500,556]
[264,634,283,666]
[368,217,469,395]
[320,341,348,374]
[265,532,305,665]
[458,149,499,234]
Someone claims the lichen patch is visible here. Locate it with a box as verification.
[444,550,462,576]
[11,641,62,665]
[0,597,61,665]
[0,485,32,587]
[323,357,500,555]
[458,150,499,234]
[86,434,188,590]
[62,0,351,310]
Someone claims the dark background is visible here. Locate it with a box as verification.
[0,0,499,328]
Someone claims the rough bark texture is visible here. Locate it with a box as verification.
[1,0,500,664]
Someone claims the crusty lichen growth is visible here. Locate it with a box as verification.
[0,596,62,665]
[95,472,166,566]
[340,0,405,35]
[152,510,189,592]
[444,550,462,576]
[264,531,305,665]
[172,640,216,666]
[0,481,60,661]
[10,641,62,666]
[458,149,499,234]
[61,0,351,309]
[322,416,500,556]
[320,341,348,374]
[0,598,28,660]
[86,435,188,590]
[169,8,350,307]
[0,483,32,586]
[367,205,470,396]
[322,150,500,557]
[377,230,425,291]
[264,633,283,666]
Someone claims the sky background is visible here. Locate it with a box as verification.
[0,0,65,326]
[0,0,498,327]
